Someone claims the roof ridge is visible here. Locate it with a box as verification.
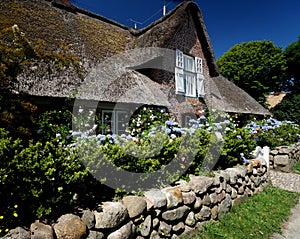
[47,0,133,31]
[129,1,195,35]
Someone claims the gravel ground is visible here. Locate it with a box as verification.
[269,170,300,239]
[270,170,300,193]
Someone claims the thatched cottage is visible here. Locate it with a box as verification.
[0,0,269,134]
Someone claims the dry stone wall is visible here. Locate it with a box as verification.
[269,143,300,172]
[3,159,269,239]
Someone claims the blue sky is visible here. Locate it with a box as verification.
[71,0,300,59]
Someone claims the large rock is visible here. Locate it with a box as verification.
[278,146,292,154]
[188,176,214,194]
[274,155,289,166]
[2,227,30,239]
[270,149,278,155]
[107,221,134,239]
[218,194,232,219]
[161,186,183,209]
[209,192,218,204]
[30,222,54,239]
[194,197,202,209]
[122,196,147,218]
[232,166,247,178]
[150,230,160,239]
[172,222,185,234]
[182,191,196,205]
[185,211,196,226]
[218,171,230,183]
[94,202,128,229]
[217,190,226,202]
[201,194,211,206]
[195,206,211,220]
[86,230,105,239]
[211,205,219,220]
[171,234,180,239]
[161,205,190,221]
[53,214,86,239]
[231,188,238,199]
[81,210,95,229]
[144,189,167,208]
[158,221,172,237]
[225,169,239,184]
[140,215,152,237]
[175,180,191,192]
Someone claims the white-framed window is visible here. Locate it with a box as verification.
[102,110,127,134]
[175,49,205,97]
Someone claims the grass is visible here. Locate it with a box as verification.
[292,161,300,174]
[183,186,300,239]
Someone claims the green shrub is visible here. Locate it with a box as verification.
[0,92,37,141]
[256,123,299,148]
[218,127,257,168]
[36,109,73,142]
[0,129,24,235]
[0,129,112,234]
[75,128,214,192]
[77,131,183,190]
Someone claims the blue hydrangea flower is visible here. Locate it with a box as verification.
[236,135,242,140]
[165,120,178,127]
[240,153,249,164]
[224,120,230,125]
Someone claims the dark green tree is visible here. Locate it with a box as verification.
[271,93,300,125]
[285,36,300,93]
[217,41,287,103]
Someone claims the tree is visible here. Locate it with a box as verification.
[285,36,300,93]
[217,41,287,103]
[271,93,300,125]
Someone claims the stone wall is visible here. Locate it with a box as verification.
[4,159,269,239]
[269,143,300,172]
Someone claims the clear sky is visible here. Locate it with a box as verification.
[71,0,300,59]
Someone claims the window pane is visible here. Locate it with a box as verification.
[195,57,203,74]
[176,49,184,68]
[117,111,127,135]
[184,55,195,72]
[102,110,114,134]
[185,73,196,97]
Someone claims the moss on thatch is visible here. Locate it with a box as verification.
[0,0,269,114]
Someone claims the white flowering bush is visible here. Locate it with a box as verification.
[127,106,170,137]
[36,108,73,142]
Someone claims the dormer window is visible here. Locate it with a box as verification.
[175,49,205,97]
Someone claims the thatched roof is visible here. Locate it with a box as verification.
[132,1,218,77]
[209,75,270,115]
[77,70,170,107]
[0,0,270,115]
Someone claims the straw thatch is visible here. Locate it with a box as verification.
[0,0,270,115]
[209,75,270,115]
